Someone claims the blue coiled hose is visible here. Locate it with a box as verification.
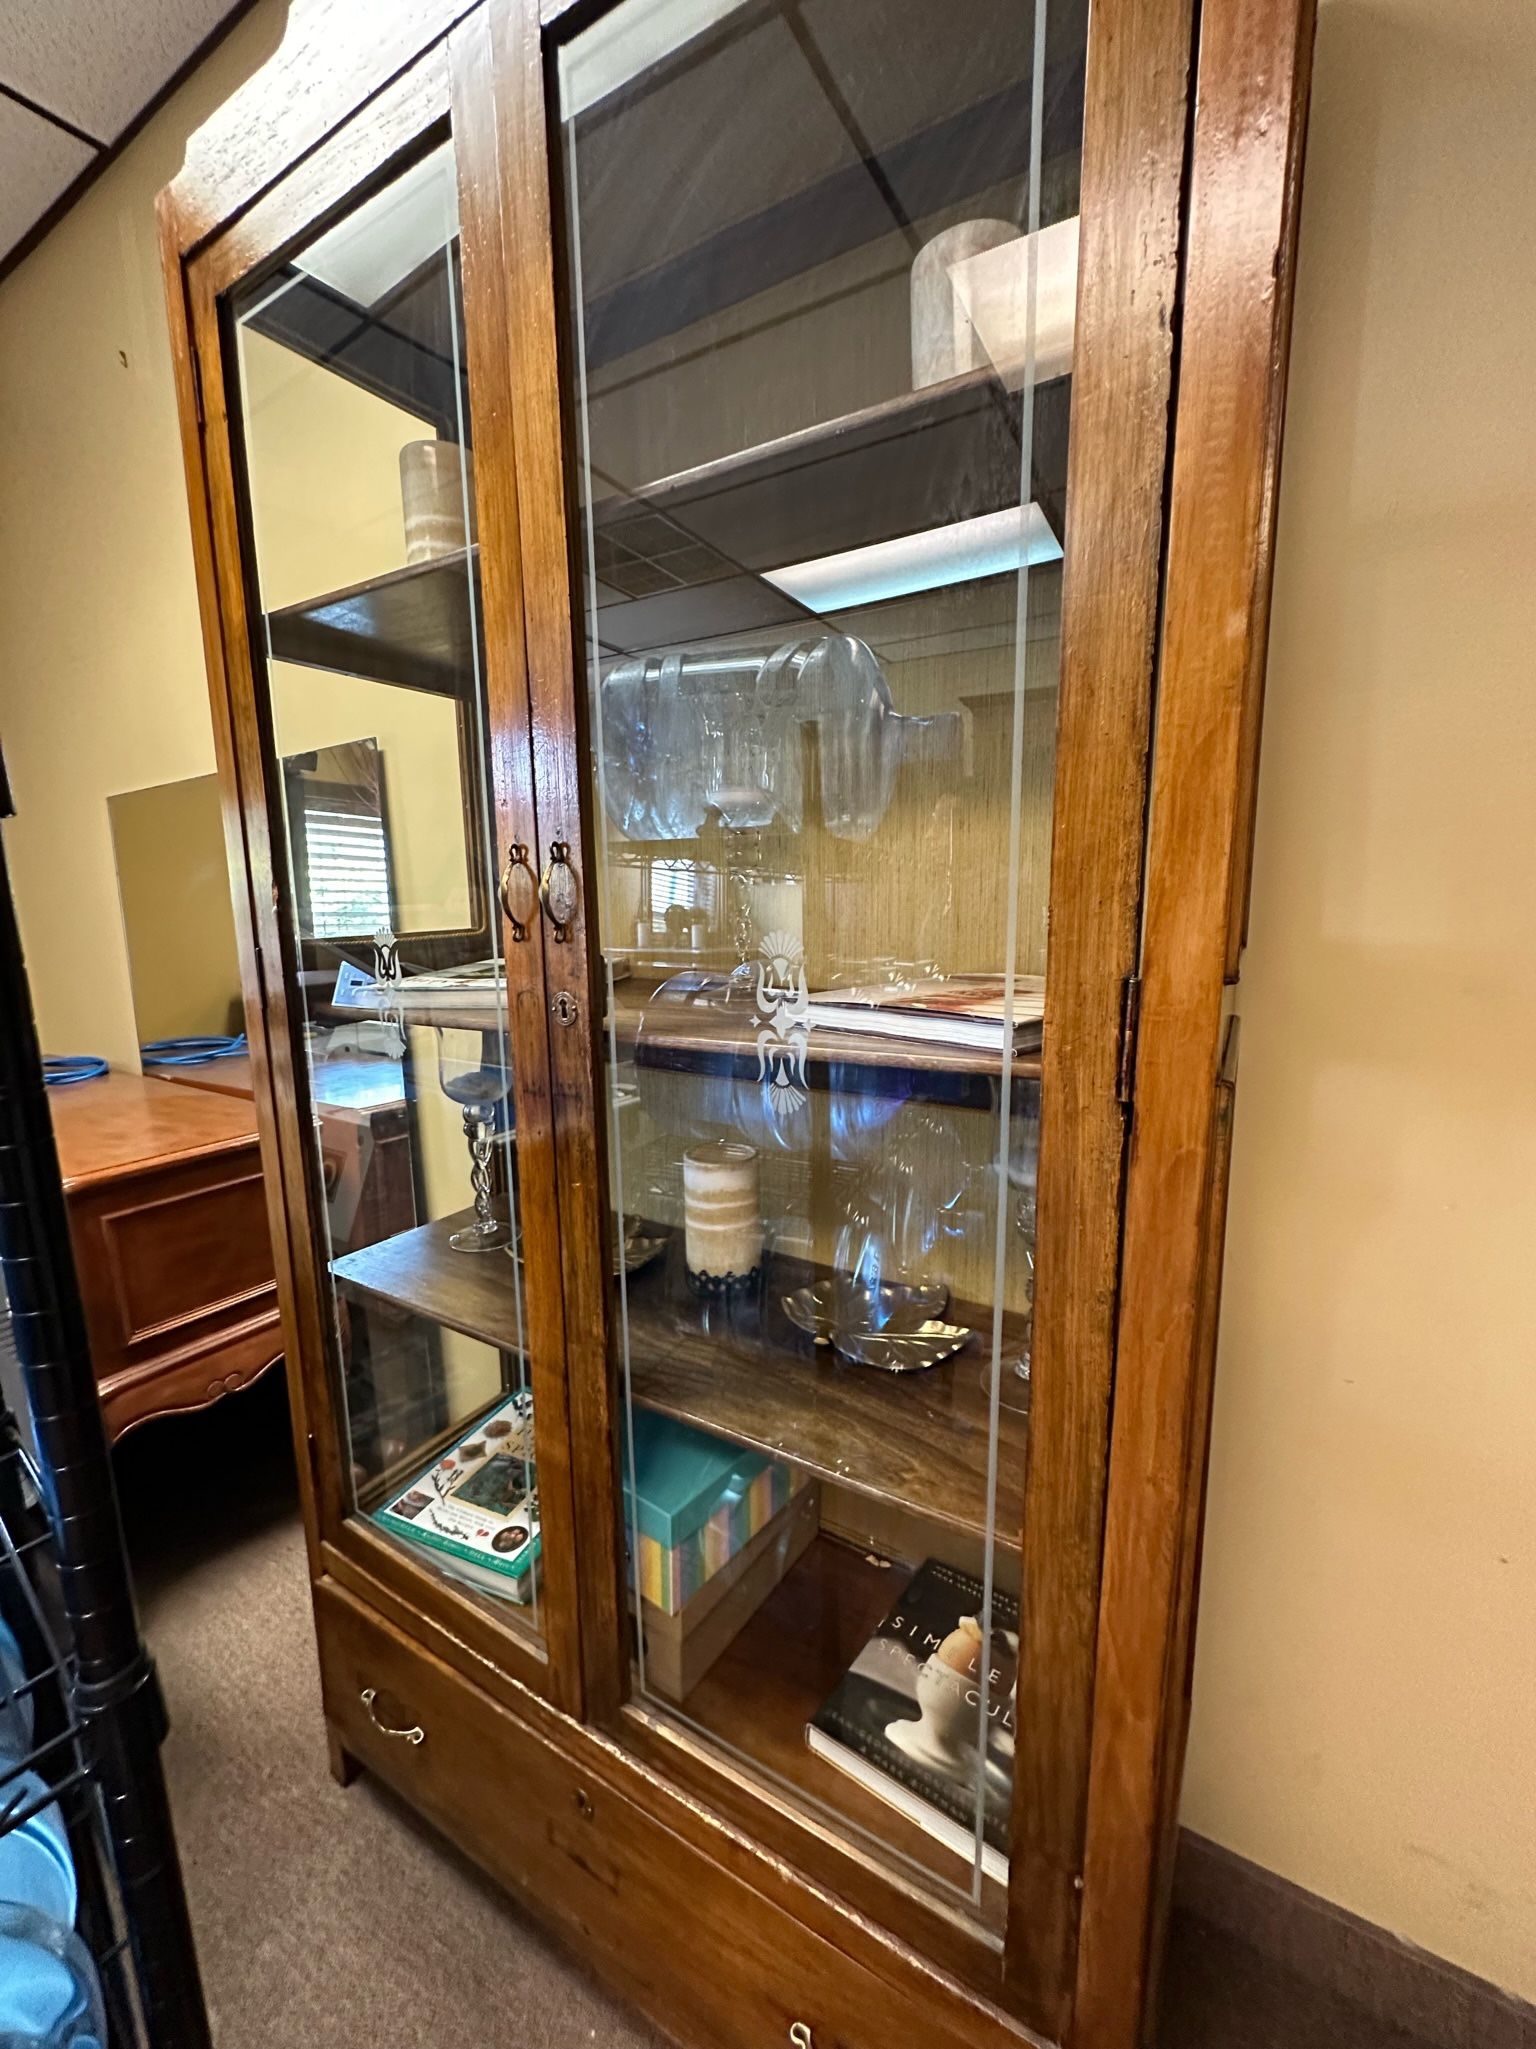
[41,1055,109,1087]
[139,1034,247,1068]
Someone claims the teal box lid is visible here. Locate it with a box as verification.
[623,1412,769,1548]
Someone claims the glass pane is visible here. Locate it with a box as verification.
[229,142,542,1638]
[558,0,1083,1926]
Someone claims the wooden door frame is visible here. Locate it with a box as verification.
[158,2,588,1716]
[486,0,1240,2029]
[1073,2,1316,2043]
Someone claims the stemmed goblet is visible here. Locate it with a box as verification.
[436,1028,513,1252]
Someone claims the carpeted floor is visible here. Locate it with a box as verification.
[112,1370,1439,2049]
[118,1372,663,2049]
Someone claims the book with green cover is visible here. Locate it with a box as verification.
[371,1390,540,1604]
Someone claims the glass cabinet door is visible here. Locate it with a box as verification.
[227,140,546,1645]
[553,0,1084,1925]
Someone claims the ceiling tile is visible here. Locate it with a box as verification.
[0,0,237,143]
[0,95,95,263]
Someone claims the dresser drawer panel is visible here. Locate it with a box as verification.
[316,1582,1024,2049]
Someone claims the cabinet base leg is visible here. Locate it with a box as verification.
[327,1726,360,1788]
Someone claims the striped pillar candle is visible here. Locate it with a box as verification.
[683,1141,762,1292]
[400,439,475,563]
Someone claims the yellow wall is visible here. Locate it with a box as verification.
[0,0,288,1069]
[0,0,1531,2005]
[1180,0,1536,2001]
[110,772,242,1041]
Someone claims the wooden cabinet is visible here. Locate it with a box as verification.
[49,1072,282,1440]
[159,1,1313,2042]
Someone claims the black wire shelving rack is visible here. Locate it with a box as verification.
[0,738,213,2049]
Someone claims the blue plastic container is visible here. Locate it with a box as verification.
[0,1621,33,1763]
[0,1902,104,2046]
[0,1774,75,1929]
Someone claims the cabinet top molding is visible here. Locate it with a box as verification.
[166,0,476,254]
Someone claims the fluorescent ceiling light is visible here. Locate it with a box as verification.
[763,505,1061,613]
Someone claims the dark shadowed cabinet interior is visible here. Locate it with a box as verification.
[159,1,1313,2044]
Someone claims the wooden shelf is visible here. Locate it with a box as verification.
[331,1214,1028,1542]
[670,1533,1007,1924]
[332,1212,527,1355]
[260,372,1068,686]
[324,981,1040,1107]
[265,549,478,693]
[613,979,1040,1110]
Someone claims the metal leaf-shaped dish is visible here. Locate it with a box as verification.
[832,1320,972,1374]
[782,1276,949,1345]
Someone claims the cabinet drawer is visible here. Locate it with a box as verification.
[316,1581,1022,2049]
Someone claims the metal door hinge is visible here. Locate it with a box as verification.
[1116,974,1142,1105]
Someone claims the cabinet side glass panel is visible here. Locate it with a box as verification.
[228,141,542,1639]
[555,0,1084,1923]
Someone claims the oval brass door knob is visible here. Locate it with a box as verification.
[499,842,538,942]
[540,841,579,942]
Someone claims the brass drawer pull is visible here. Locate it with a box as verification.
[360,1686,424,1746]
[539,841,578,942]
[499,841,537,942]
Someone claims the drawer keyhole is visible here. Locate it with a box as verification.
[789,2026,814,2048]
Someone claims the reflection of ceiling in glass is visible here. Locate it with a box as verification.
[565,0,1086,302]
[295,142,459,312]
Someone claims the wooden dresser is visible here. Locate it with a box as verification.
[156,1052,416,1259]
[49,1071,282,1440]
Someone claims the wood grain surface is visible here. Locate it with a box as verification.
[489,0,630,1725]
[51,1073,282,1440]
[450,1,594,1714]
[156,0,1316,2040]
[1006,0,1199,2026]
[168,0,475,250]
[164,8,587,1711]
[48,1070,258,1186]
[1073,1,1316,2043]
[317,1573,1040,2049]
[333,1210,1029,1541]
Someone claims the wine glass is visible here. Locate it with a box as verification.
[436,1028,513,1252]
